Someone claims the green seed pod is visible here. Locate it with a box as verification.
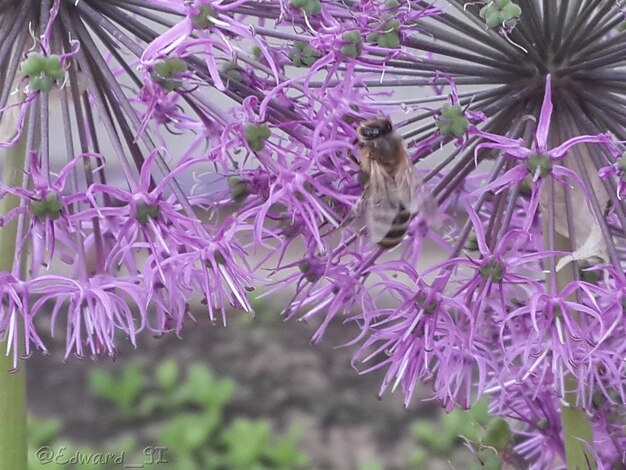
[244,124,271,152]
[290,0,321,15]
[227,176,249,202]
[298,261,319,282]
[436,104,469,137]
[152,59,188,92]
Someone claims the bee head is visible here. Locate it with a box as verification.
[357,117,394,141]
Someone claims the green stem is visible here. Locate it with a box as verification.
[0,129,28,470]
[553,233,595,470]
[562,375,595,470]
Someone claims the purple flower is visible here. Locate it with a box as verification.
[2,1,626,467]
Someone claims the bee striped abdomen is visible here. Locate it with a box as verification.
[377,205,412,248]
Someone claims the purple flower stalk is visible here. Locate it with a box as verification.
[2,0,626,467]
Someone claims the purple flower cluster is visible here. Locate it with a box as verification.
[2,0,626,467]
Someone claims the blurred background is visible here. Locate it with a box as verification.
[25,294,498,470]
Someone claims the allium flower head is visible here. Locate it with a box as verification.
[2,1,626,467]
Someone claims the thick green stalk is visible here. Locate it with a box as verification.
[553,233,595,470]
[0,130,28,470]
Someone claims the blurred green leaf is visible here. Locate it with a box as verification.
[172,364,235,410]
[469,448,502,470]
[171,453,201,470]
[469,399,490,425]
[27,415,62,448]
[89,365,144,412]
[159,410,220,453]
[31,361,310,470]
[481,418,512,451]
[156,359,180,393]
[262,434,309,468]
[359,458,384,470]
[135,392,165,417]
[89,369,116,401]
[222,418,270,468]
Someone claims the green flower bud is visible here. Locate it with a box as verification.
[152,59,188,92]
[341,30,363,58]
[222,61,243,83]
[290,0,321,15]
[21,53,46,76]
[480,0,522,29]
[289,41,322,67]
[377,31,400,49]
[436,104,469,137]
[228,176,249,202]
[367,16,401,48]
[191,4,216,29]
[298,261,319,282]
[244,124,271,152]
[21,53,65,92]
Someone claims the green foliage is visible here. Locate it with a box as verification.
[159,411,221,453]
[469,449,502,470]
[155,358,180,393]
[359,458,384,470]
[89,364,145,413]
[436,104,469,137]
[27,415,136,470]
[482,418,512,451]
[171,364,236,410]
[411,399,514,469]
[27,415,62,449]
[29,360,308,470]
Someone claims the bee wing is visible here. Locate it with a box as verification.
[395,157,439,222]
[364,163,402,244]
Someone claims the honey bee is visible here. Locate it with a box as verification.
[355,116,435,248]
